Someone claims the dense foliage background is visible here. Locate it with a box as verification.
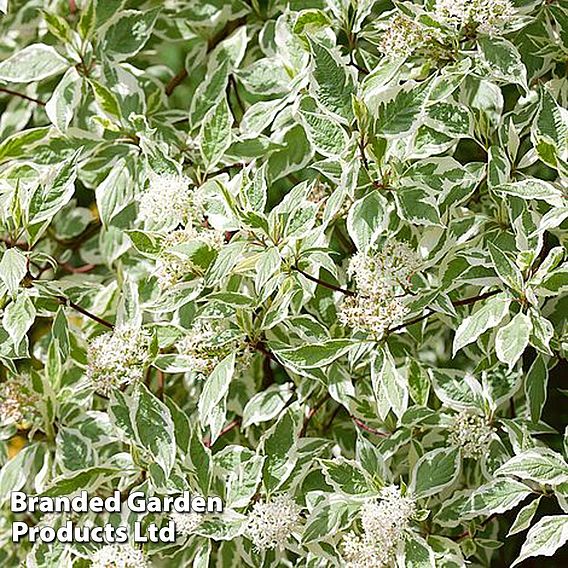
[0,0,567,566]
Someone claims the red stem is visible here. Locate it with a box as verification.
[351,416,389,437]
[292,265,355,297]
[57,296,114,329]
[0,87,46,106]
[203,419,240,448]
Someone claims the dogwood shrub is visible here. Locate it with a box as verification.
[0,0,567,566]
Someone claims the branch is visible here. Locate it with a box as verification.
[203,419,240,448]
[350,416,389,437]
[454,513,498,541]
[0,237,28,250]
[58,261,96,274]
[0,87,46,106]
[253,340,278,362]
[389,289,501,333]
[48,220,101,250]
[300,394,330,437]
[165,68,188,97]
[156,368,165,401]
[323,404,343,432]
[292,265,356,297]
[166,17,246,97]
[57,296,114,329]
[452,289,500,307]
[228,74,245,117]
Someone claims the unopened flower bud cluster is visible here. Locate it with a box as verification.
[155,227,224,288]
[339,241,419,338]
[448,410,495,459]
[177,318,251,376]
[342,485,416,568]
[378,0,514,62]
[137,169,227,290]
[245,494,302,551]
[86,325,152,396]
[0,377,40,428]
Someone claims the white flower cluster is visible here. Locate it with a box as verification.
[86,325,152,396]
[246,494,302,551]
[177,319,237,376]
[448,410,495,459]
[138,171,196,231]
[342,534,390,568]
[339,242,419,338]
[378,14,428,59]
[0,377,39,428]
[339,293,408,339]
[170,511,202,536]
[342,485,416,568]
[435,0,515,35]
[90,544,148,568]
[348,242,419,294]
[155,227,224,289]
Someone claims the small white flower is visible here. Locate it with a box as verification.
[155,254,194,289]
[342,485,416,568]
[339,292,408,338]
[448,410,495,459]
[138,171,195,231]
[246,494,302,551]
[340,242,419,338]
[177,319,233,376]
[342,531,391,568]
[342,531,390,568]
[86,325,152,396]
[170,511,202,536]
[90,544,148,568]
[435,0,515,35]
[361,485,416,547]
[154,228,225,288]
[378,14,427,59]
[0,377,39,427]
[348,242,419,296]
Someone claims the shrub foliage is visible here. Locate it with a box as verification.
[0,0,567,566]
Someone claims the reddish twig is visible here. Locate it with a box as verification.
[452,289,500,307]
[166,17,246,97]
[165,68,188,96]
[350,416,389,437]
[300,394,330,437]
[156,369,164,401]
[58,262,97,274]
[454,513,498,541]
[57,296,114,329]
[203,419,240,448]
[389,289,501,333]
[292,265,356,297]
[253,341,278,362]
[0,87,46,106]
